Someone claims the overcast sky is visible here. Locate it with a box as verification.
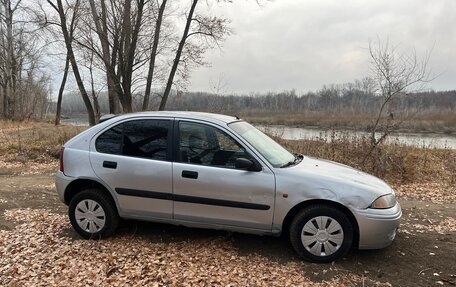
[187,0,456,94]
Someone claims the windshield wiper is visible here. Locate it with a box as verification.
[280,153,303,168]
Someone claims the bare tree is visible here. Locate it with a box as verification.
[79,0,229,113]
[159,0,230,110]
[363,39,432,162]
[84,0,149,113]
[46,0,96,126]
[0,0,51,120]
[0,0,19,118]
[142,0,167,111]
[54,54,69,125]
[207,73,228,112]
[87,50,101,123]
[86,0,121,114]
[52,2,79,125]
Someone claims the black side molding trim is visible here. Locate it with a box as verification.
[116,188,172,200]
[114,188,270,210]
[174,194,270,210]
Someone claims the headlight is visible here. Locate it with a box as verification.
[370,194,397,209]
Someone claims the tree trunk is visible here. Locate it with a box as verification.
[117,0,144,113]
[4,0,15,118]
[49,0,96,126]
[120,0,133,112]
[159,0,198,111]
[107,78,120,114]
[89,0,127,113]
[1,86,5,118]
[89,49,100,123]
[142,0,167,111]
[55,54,70,125]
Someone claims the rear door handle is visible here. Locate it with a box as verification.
[103,161,117,169]
[182,170,198,179]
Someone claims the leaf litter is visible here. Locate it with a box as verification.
[394,182,456,203]
[0,209,391,287]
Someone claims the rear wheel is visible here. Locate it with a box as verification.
[69,189,119,239]
[289,205,354,263]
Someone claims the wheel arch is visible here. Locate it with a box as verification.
[282,199,360,248]
[64,178,118,211]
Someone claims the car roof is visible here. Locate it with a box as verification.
[64,111,241,149]
[112,111,240,125]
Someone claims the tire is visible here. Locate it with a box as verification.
[289,204,354,263]
[68,188,119,239]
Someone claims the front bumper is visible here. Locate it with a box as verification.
[353,202,402,249]
[55,170,75,205]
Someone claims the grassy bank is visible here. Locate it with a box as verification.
[0,121,84,163]
[276,134,455,185]
[1,120,454,185]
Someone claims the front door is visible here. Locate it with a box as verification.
[172,120,275,231]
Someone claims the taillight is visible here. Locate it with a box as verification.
[59,147,65,172]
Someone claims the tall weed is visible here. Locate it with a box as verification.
[277,130,455,185]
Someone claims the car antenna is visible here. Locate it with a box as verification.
[235,115,240,120]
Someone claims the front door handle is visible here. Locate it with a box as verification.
[103,161,117,169]
[182,170,198,179]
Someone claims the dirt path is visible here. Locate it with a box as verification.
[0,170,455,286]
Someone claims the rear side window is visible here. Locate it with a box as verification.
[95,119,170,160]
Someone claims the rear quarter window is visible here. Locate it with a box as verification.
[95,123,123,154]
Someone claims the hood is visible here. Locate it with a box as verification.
[300,157,391,192]
[276,156,394,209]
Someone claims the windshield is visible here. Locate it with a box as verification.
[229,121,295,167]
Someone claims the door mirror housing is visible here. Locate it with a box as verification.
[235,158,262,171]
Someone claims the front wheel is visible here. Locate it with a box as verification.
[289,205,354,263]
[68,189,119,239]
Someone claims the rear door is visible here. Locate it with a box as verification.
[172,120,275,231]
[89,118,173,219]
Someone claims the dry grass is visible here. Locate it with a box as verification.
[275,131,455,185]
[0,120,85,163]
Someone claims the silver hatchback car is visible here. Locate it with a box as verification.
[55,111,401,262]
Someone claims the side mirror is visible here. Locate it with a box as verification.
[235,158,262,172]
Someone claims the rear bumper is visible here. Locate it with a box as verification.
[55,170,74,205]
[353,202,402,249]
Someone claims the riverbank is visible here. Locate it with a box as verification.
[46,113,456,149]
[1,120,455,186]
[259,125,456,149]
[53,111,456,135]
[244,112,456,135]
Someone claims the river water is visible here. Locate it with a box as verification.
[61,116,456,149]
[257,125,456,149]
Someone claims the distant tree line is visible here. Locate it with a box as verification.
[52,83,456,118]
[170,89,456,117]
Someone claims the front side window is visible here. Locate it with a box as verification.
[178,121,251,169]
[96,119,170,160]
